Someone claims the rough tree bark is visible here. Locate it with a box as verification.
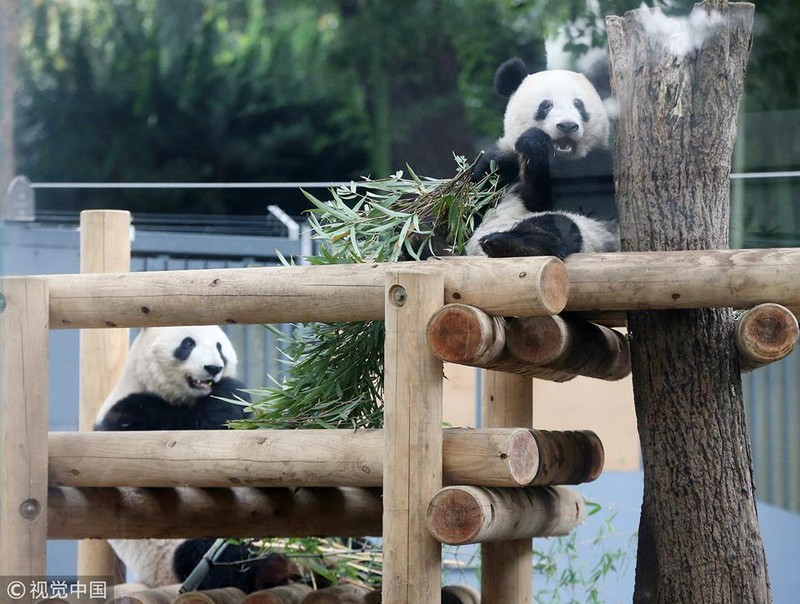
[606,2,770,603]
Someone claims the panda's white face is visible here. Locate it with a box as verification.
[131,325,238,405]
[499,70,609,160]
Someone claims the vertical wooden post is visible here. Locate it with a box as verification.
[480,370,533,604]
[77,210,131,580]
[0,277,49,574]
[382,270,444,603]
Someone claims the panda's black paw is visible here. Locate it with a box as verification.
[515,127,552,161]
[479,232,549,258]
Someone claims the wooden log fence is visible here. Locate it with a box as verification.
[77,209,131,580]
[478,370,534,603]
[33,248,800,330]
[48,486,384,540]
[44,255,568,328]
[4,210,800,601]
[426,485,586,545]
[427,303,630,382]
[48,427,602,489]
[564,248,800,315]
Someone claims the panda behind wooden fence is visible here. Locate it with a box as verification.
[94,325,298,593]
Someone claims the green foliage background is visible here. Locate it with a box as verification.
[13,0,800,233]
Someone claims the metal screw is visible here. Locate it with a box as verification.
[19,498,41,520]
[390,285,407,307]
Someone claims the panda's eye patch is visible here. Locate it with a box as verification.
[174,337,196,361]
[535,100,553,120]
[574,99,589,122]
[216,341,229,367]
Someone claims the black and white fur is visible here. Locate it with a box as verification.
[95,325,249,432]
[95,326,288,593]
[469,58,619,258]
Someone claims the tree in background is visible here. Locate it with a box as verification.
[12,0,800,217]
[16,0,371,214]
[15,0,550,215]
[1,0,20,210]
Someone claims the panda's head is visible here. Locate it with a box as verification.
[496,58,609,160]
[129,325,238,405]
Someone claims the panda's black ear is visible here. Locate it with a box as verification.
[494,58,529,97]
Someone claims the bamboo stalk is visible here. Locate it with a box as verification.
[426,485,585,545]
[48,487,383,540]
[382,271,444,604]
[48,428,543,488]
[44,256,567,328]
[0,277,49,574]
[77,209,131,581]
[735,303,799,372]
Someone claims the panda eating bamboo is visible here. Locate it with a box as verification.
[468,58,620,259]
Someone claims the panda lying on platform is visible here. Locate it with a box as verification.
[468,58,620,259]
[95,326,294,593]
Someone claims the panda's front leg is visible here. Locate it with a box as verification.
[514,127,554,212]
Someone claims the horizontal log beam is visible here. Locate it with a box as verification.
[48,486,383,539]
[29,248,800,330]
[506,315,630,381]
[425,485,585,545]
[564,248,800,313]
[49,428,602,489]
[427,304,628,381]
[528,430,604,486]
[427,304,576,382]
[39,256,567,328]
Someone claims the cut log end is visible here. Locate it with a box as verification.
[537,256,570,315]
[426,485,585,545]
[426,303,500,364]
[507,428,540,486]
[426,487,485,545]
[736,303,799,371]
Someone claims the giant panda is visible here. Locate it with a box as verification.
[95,325,250,432]
[95,326,296,593]
[468,58,619,259]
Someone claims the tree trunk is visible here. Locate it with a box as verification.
[0,0,20,210]
[606,2,771,603]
